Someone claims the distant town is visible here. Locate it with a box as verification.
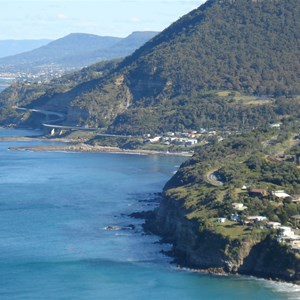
[0,65,72,83]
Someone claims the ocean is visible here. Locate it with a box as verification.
[0,128,299,300]
[0,78,13,93]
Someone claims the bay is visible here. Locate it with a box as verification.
[0,78,14,93]
[0,128,298,300]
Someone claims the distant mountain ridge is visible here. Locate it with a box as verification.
[0,31,159,72]
[0,39,52,58]
[59,32,160,68]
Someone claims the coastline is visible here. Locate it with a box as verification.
[4,137,193,157]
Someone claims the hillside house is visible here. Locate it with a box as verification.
[246,216,267,223]
[216,218,227,223]
[149,136,161,143]
[278,226,295,238]
[266,221,281,229]
[269,123,281,129]
[249,189,269,198]
[272,190,291,199]
[230,214,241,222]
[232,203,247,211]
[291,195,300,202]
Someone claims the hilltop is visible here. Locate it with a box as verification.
[0,31,158,73]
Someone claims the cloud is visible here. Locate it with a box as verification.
[130,17,141,23]
[56,13,68,20]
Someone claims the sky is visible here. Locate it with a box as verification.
[0,0,206,40]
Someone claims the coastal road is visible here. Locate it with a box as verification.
[206,170,224,187]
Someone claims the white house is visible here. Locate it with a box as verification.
[149,136,161,143]
[232,203,247,211]
[272,190,291,199]
[167,132,175,136]
[278,226,295,238]
[247,216,267,222]
[267,221,281,229]
[216,218,227,223]
[269,123,281,129]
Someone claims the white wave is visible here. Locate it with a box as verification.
[252,277,300,299]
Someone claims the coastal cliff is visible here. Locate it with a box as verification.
[145,132,300,283]
[146,194,300,283]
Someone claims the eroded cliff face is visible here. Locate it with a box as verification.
[145,195,300,283]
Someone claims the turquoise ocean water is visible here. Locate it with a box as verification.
[0,128,299,300]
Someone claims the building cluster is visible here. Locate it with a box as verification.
[0,65,69,83]
[215,179,300,251]
[248,187,300,202]
[143,129,221,148]
[277,226,300,252]
[217,212,300,252]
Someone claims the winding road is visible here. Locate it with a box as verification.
[205,170,224,187]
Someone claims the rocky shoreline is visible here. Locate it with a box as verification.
[142,195,300,285]
[4,136,192,157]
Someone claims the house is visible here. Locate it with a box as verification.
[166,132,175,137]
[232,203,247,211]
[186,139,198,146]
[249,189,269,198]
[199,128,206,134]
[272,123,282,128]
[277,226,300,245]
[208,130,217,136]
[266,221,281,229]
[272,190,291,199]
[269,123,281,129]
[161,137,170,142]
[181,132,189,137]
[230,214,241,222]
[291,195,300,202]
[216,218,227,223]
[278,226,295,238]
[149,136,161,143]
[247,216,267,222]
[291,240,300,249]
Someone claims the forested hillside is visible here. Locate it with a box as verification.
[0,0,299,134]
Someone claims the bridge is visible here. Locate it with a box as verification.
[15,107,65,123]
[42,123,98,131]
[14,107,133,137]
